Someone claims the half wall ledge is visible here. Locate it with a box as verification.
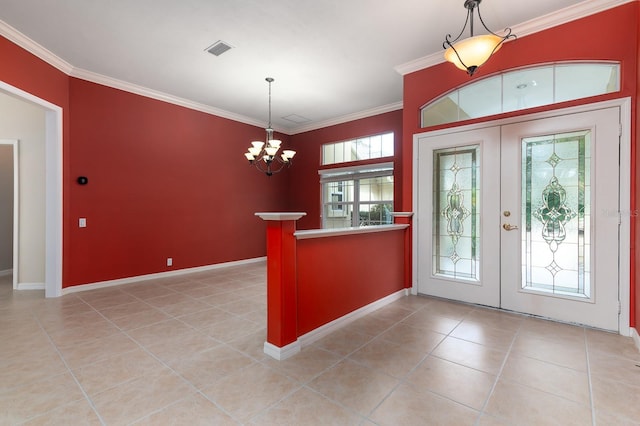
[294,224,409,240]
[256,211,411,360]
[255,212,306,221]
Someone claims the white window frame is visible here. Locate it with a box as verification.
[420,62,621,128]
[322,132,394,165]
[319,162,394,228]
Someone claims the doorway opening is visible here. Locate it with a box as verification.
[0,82,63,298]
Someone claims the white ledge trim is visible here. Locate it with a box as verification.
[295,224,408,240]
[255,212,307,221]
[390,212,414,218]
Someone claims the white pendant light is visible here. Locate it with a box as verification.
[443,0,516,76]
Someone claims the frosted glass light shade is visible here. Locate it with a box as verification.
[444,34,503,71]
[265,146,278,156]
[282,150,296,159]
[251,141,265,149]
[268,139,282,148]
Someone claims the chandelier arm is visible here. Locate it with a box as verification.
[250,152,293,177]
[444,8,472,46]
[476,7,516,40]
[266,159,292,176]
[252,159,269,174]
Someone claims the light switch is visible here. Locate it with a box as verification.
[79,218,87,228]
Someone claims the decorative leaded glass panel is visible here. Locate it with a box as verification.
[433,145,480,281]
[521,131,591,298]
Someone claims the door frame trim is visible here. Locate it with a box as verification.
[0,139,18,289]
[412,97,631,335]
[0,80,63,298]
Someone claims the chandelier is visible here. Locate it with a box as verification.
[244,77,296,176]
[443,0,516,76]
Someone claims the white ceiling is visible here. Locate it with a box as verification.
[0,0,612,134]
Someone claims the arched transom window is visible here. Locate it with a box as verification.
[421,62,620,128]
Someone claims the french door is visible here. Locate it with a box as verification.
[416,107,621,331]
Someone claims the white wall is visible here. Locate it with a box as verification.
[0,144,13,272]
[0,92,46,285]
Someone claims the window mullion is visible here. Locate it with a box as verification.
[352,179,360,227]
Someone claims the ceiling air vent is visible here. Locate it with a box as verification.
[282,114,312,124]
[205,40,233,57]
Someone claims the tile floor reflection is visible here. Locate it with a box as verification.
[1,264,639,425]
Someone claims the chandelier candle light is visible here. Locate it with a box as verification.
[244,77,296,176]
[443,0,516,76]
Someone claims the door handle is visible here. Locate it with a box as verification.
[502,223,519,231]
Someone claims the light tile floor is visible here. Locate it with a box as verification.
[1,263,639,425]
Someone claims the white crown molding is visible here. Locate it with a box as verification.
[1,0,632,133]
[288,101,403,135]
[69,68,269,130]
[394,0,635,76]
[0,15,401,135]
[0,19,400,136]
[0,18,275,131]
[0,19,74,74]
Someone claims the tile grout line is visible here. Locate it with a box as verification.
[80,286,246,424]
[473,308,522,425]
[31,304,108,426]
[359,302,472,422]
[584,328,598,426]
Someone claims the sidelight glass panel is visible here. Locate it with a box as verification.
[433,145,480,281]
[521,131,591,298]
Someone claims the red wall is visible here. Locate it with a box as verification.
[1,2,638,331]
[0,34,294,288]
[635,1,640,334]
[0,37,70,106]
[66,79,292,286]
[296,229,405,335]
[401,3,639,331]
[287,110,403,230]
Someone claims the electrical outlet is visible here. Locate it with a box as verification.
[79,218,87,228]
[167,258,173,267]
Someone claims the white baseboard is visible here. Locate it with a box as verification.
[631,327,640,353]
[17,282,45,290]
[263,288,408,360]
[62,257,266,295]
[264,341,301,361]
[0,269,12,277]
[298,288,408,347]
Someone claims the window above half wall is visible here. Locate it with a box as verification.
[421,62,620,128]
